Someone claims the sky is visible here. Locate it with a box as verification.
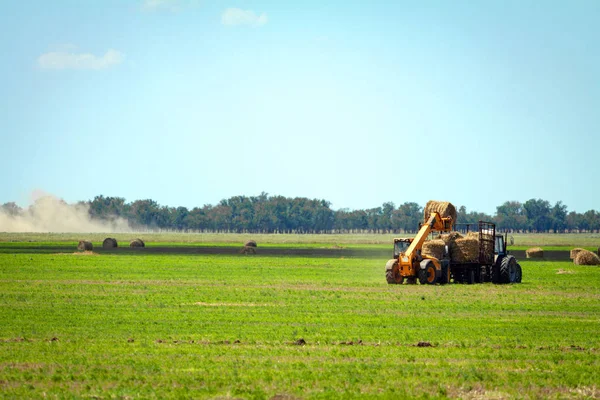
[1,0,599,215]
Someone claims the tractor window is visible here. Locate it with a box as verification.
[495,236,504,254]
[394,241,411,257]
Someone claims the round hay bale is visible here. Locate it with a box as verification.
[130,239,145,248]
[77,240,93,251]
[424,200,456,223]
[526,247,544,259]
[452,237,479,263]
[574,250,600,266]
[102,238,118,249]
[570,248,585,260]
[244,240,257,248]
[421,239,445,260]
[240,246,256,255]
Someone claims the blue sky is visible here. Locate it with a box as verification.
[1,0,599,214]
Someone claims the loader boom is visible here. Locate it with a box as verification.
[397,212,453,278]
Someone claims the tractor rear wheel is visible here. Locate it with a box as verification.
[500,255,518,284]
[385,259,403,284]
[418,263,437,285]
[515,263,522,283]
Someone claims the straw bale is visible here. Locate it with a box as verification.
[102,238,118,249]
[452,237,479,263]
[526,247,544,258]
[438,232,463,244]
[570,248,585,260]
[574,250,600,266]
[130,239,145,248]
[77,240,93,251]
[423,201,457,223]
[422,239,445,260]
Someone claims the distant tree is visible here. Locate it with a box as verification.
[495,201,527,231]
[523,199,552,232]
[550,201,568,233]
[1,202,22,216]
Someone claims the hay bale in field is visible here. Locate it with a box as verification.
[526,247,544,258]
[423,200,456,223]
[102,238,118,249]
[244,240,257,248]
[77,240,93,251]
[452,237,479,263]
[130,239,145,248]
[421,239,445,260]
[574,250,600,266]
[240,246,256,255]
[570,248,585,260]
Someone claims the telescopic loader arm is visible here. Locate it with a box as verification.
[398,212,453,277]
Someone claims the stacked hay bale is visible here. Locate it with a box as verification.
[423,200,457,223]
[453,232,480,263]
[130,239,145,248]
[526,247,544,259]
[102,238,118,249]
[77,241,93,251]
[421,239,446,260]
[570,248,585,260]
[573,250,600,266]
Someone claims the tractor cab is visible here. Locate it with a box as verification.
[494,234,508,256]
[393,238,413,258]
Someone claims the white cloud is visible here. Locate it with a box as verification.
[221,7,268,27]
[37,49,124,70]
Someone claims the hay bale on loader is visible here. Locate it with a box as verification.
[421,239,445,260]
[526,247,544,258]
[570,248,585,260]
[574,250,600,266]
[77,241,93,251]
[102,238,118,249]
[130,239,145,248]
[423,201,457,223]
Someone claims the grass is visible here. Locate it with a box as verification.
[0,236,599,398]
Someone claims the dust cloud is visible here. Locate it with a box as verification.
[0,192,131,233]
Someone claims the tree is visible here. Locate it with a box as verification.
[495,201,527,231]
[523,199,552,232]
[1,202,22,216]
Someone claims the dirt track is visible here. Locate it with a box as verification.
[99,247,570,260]
[5,245,571,260]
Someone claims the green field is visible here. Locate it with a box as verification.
[0,235,599,399]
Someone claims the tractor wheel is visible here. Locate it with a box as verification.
[385,259,403,284]
[515,263,522,283]
[500,255,518,284]
[418,263,437,285]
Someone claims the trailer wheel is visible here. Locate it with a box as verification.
[515,263,522,283]
[385,259,403,284]
[418,263,437,285]
[500,256,517,284]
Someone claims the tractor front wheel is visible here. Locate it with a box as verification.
[385,259,403,284]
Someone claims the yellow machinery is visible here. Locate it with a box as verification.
[385,212,453,285]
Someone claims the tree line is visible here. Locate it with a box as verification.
[2,194,599,233]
